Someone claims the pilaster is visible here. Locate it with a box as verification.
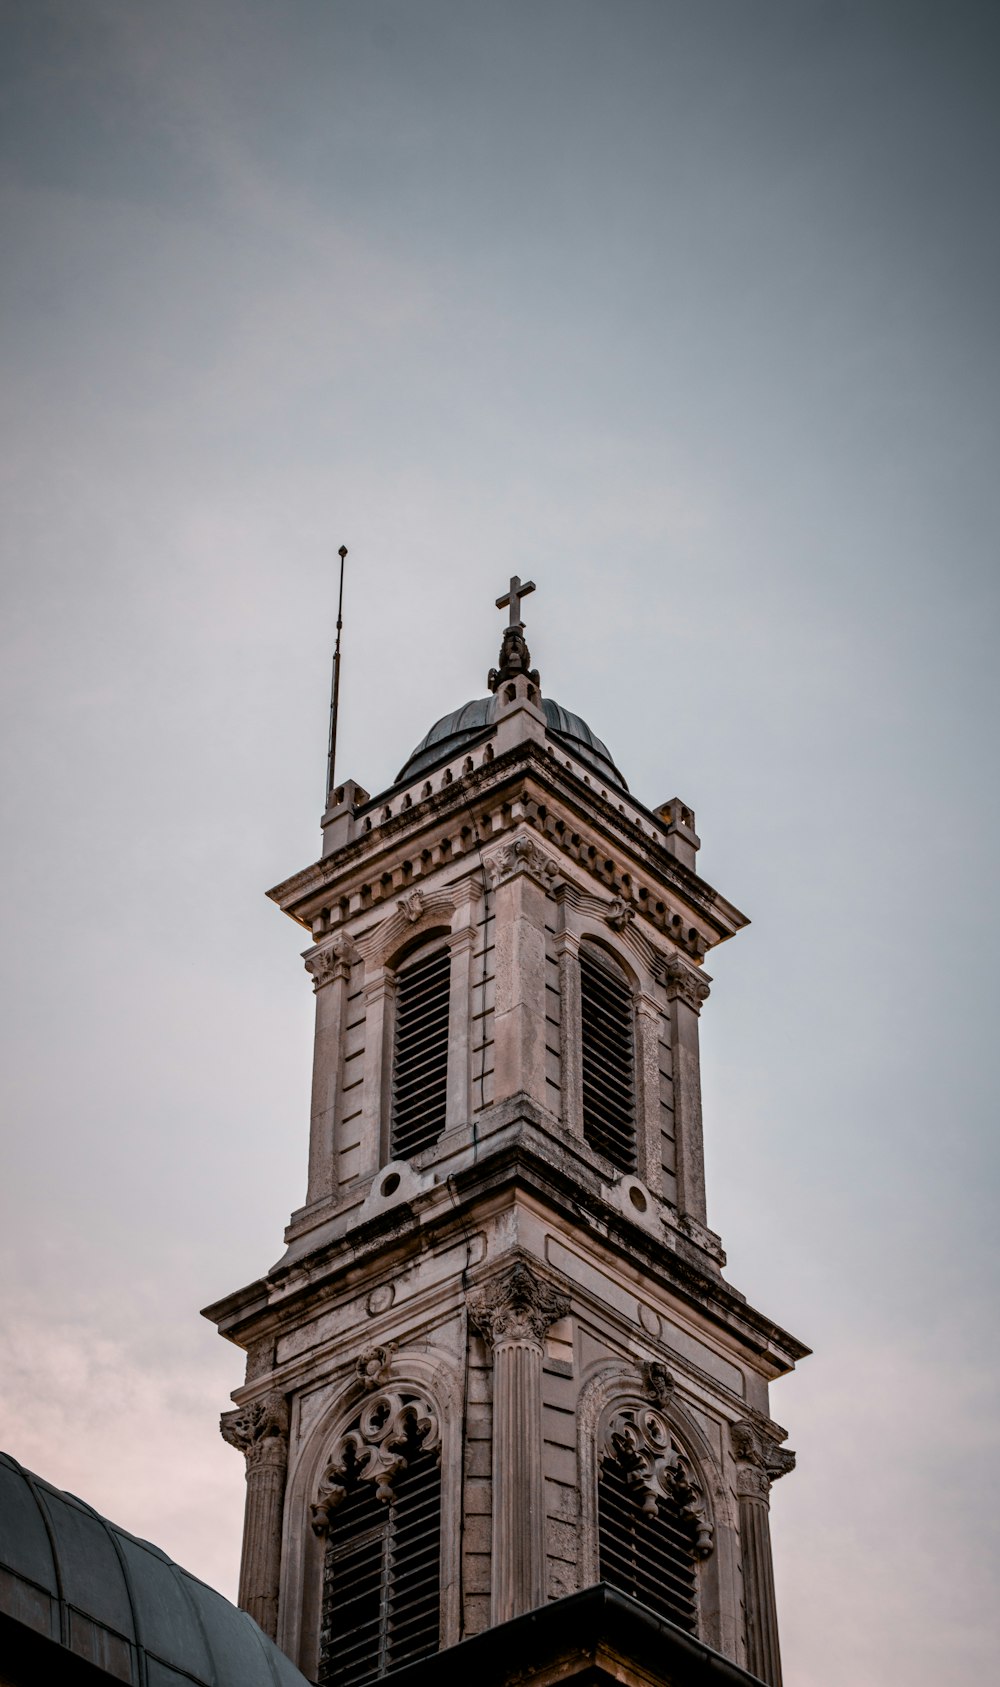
[467,1258,570,1623]
[730,1421,796,1687]
[662,952,712,1227]
[484,835,559,1112]
[220,1392,290,1640]
[303,935,357,1204]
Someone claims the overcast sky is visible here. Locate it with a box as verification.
[1,3,998,1682]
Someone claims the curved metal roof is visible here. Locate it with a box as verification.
[0,1451,309,1687]
[397,695,628,791]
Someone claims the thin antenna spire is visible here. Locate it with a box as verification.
[326,545,348,806]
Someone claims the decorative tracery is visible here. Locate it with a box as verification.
[597,1397,714,1637]
[602,1403,714,1556]
[311,1388,440,1532]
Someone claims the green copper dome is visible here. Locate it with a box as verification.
[0,1452,310,1687]
[397,695,628,791]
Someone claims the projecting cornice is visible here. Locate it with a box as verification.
[266,741,749,958]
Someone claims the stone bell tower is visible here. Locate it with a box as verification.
[203,580,809,1687]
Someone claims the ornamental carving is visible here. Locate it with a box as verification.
[606,895,636,932]
[730,1419,796,1501]
[641,1360,676,1407]
[467,1259,570,1348]
[602,1403,714,1558]
[356,1344,394,1392]
[398,890,425,924]
[311,1388,440,1532]
[220,1392,289,1470]
[483,835,559,892]
[662,950,711,1012]
[305,932,358,991]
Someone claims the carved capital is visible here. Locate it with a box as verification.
[305,932,358,991]
[220,1392,289,1470]
[467,1259,569,1348]
[356,1344,394,1392]
[483,834,559,893]
[662,950,711,1012]
[311,1387,439,1532]
[730,1419,796,1501]
[601,1403,714,1558]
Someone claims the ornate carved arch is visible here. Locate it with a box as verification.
[278,1344,462,1679]
[576,1359,737,1655]
[358,887,458,971]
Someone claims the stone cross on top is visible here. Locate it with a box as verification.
[496,574,536,629]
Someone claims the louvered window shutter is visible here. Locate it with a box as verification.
[598,1454,699,1634]
[319,1442,441,1686]
[391,945,451,1159]
[579,944,637,1172]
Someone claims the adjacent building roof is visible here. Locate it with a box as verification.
[397,695,628,791]
[0,1452,309,1687]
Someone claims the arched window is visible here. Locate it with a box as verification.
[391,942,451,1159]
[579,942,637,1172]
[597,1402,713,1635]
[314,1391,441,1686]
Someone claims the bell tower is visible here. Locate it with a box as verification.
[204,582,809,1687]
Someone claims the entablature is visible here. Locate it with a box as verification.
[269,741,748,961]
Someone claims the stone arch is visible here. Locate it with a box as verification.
[278,1344,463,1679]
[576,1360,737,1656]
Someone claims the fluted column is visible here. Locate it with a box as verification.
[467,1259,570,1623]
[221,1393,290,1639]
[730,1421,796,1686]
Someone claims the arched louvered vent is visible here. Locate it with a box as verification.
[579,943,637,1172]
[597,1404,712,1637]
[391,944,451,1159]
[598,1454,698,1632]
[318,1439,441,1686]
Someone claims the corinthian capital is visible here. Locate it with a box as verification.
[220,1392,289,1469]
[662,950,711,1012]
[730,1418,796,1500]
[467,1259,569,1347]
[483,834,559,892]
[305,932,358,991]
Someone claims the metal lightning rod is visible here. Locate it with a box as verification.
[326,545,348,806]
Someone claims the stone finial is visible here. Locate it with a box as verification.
[483,834,559,891]
[305,932,358,991]
[467,1259,570,1348]
[730,1419,797,1500]
[662,949,712,1013]
[220,1392,289,1468]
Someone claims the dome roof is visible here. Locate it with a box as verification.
[397,695,628,791]
[0,1451,309,1687]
